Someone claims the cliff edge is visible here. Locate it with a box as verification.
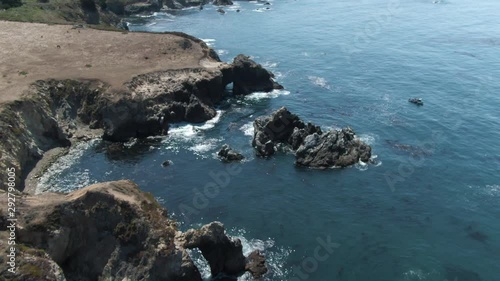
[0,180,266,280]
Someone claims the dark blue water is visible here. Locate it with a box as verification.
[40,0,500,280]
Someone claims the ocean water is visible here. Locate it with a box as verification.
[39,0,500,280]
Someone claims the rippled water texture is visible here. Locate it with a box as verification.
[41,0,500,280]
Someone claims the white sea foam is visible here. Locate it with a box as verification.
[468,184,500,197]
[163,111,224,158]
[355,160,369,171]
[262,61,279,68]
[401,268,440,281]
[240,122,254,136]
[187,248,211,280]
[36,139,100,194]
[308,75,331,89]
[233,228,292,281]
[273,71,286,81]
[225,2,242,11]
[187,227,291,280]
[201,38,216,47]
[188,138,221,157]
[358,133,377,145]
[244,89,290,101]
[217,49,229,56]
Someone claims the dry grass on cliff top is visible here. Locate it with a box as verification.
[0,20,220,104]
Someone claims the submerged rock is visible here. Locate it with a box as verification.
[252,107,372,168]
[217,8,226,14]
[218,144,245,162]
[162,160,173,167]
[445,264,482,281]
[408,97,423,106]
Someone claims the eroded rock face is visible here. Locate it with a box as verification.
[2,180,201,281]
[0,181,265,280]
[252,107,372,168]
[218,144,244,162]
[178,222,247,277]
[0,50,281,191]
[295,128,372,168]
[231,54,283,95]
[252,107,316,157]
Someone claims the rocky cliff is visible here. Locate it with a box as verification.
[0,22,282,192]
[0,180,266,280]
[0,20,279,281]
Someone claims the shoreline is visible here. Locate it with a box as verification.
[0,11,279,278]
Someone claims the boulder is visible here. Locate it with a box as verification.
[218,144,245,162]
[162,160,173,167]
[245,250,268,278]
[232,54,283,95]
[217,7,226,14]
[252,107,372,168]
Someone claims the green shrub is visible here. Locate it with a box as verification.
[0,0,23,9]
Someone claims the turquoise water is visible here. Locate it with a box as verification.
[41,0,500,280]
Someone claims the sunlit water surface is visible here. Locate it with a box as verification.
[39,0,500,280]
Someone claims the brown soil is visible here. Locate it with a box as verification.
[0,20,215,104]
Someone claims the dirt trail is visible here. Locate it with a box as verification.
[0,21,214,104]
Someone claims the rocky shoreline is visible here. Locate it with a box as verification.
[0,21,281,191]
[0,19,283,280]
[0,180,266,280]
[0,6,372,279]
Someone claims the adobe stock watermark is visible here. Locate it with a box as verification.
[176,109,299,224]
[339,0,401,59]
[5,167,18,274]
[383,73,491,192]
[177,163,242,224]
[291,235,340,281]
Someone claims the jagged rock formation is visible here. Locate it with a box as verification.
[0,22,281,191]
[217,144,244,162]
[252,107,372,168]
[177,222,246,277]
[0,181,267,280]
[231,54,284,95]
